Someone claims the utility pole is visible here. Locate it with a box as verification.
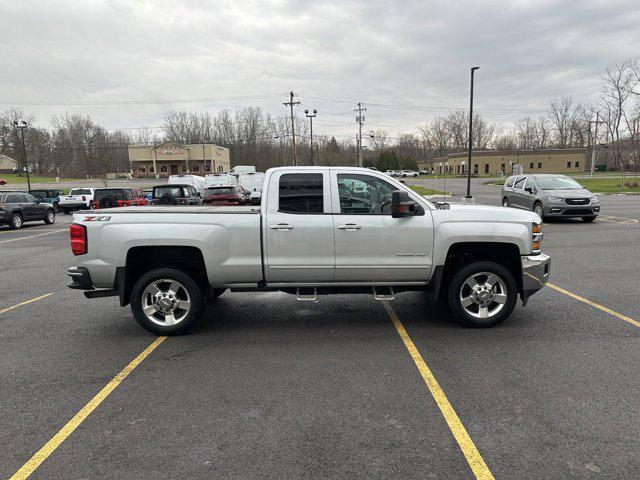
[355,102,366,167]
[13,120,31,191]
[283,91,300,165]
[305,109,317,165]
[465,67,480,199]
[589,112,600,175]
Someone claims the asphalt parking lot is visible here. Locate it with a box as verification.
[1,181,639,479]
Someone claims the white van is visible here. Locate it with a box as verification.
[229,165,257,176]
[168,175,206,195]
[238,172,265,205]
[205,173,238,187]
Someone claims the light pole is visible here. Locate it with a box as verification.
[466,66,479,199]
[14,120,31,191]
[305,109,317,165]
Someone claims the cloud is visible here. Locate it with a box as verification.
[0,0,638,137]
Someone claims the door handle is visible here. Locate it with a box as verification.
[338,224,361,231]
[269,223,294,231]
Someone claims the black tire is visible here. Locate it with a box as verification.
[207,288,227,302]
[447,261,518,328]
[53,202,59,213]
[10,212,23,229]
[502,197,510,207]
[533,202,544,220]
[44,209,56,224]
[582,216,596,223]
[130,268,204,335]
[99,196,117,209]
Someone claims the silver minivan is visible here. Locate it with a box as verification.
[501,174,600,222]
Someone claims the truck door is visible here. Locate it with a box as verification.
[264,171,335,282]
[330,171,433,282]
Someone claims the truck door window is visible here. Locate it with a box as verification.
[337,173,396,215]
[279,173,324,213]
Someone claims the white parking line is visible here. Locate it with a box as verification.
[0,229,67,244]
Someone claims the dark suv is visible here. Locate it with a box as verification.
[0,191,56,229]
[29,189,64,212]
[92,188,148,209]
[151,184,202,205]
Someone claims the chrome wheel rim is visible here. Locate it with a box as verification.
[47,211,54,222]
[534,204,543,218]
[141,279,191,327]
[13,215,22,227]
[459,271,508,319]
[502,199,509,207]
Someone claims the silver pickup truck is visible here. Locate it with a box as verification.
[68,167,550,335]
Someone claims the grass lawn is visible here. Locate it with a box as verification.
[485,176,640,193]
[0,173,83,184]
[410,185,449,196]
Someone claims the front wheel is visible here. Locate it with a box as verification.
[44,209,55,224]
[533,202,544,220]
[447,261,518,328]
[130,268,204,335]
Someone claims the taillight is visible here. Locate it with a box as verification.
[70,223,87,255]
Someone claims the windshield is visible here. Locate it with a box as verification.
[206,187,235,195]
[154,186,183,197]
[536,176,583,190]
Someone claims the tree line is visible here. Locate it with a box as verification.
[1,58,638,177]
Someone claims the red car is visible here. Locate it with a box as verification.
[92,188,148,209]
[0,179,6,185]
[203,185,249,206]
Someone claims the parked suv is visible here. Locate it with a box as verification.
[502,174,599,222]
[151,184,202,205]
[29,189,64,212]
[92,188,148,209]
[0,191,56,229]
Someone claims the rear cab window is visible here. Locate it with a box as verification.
[278,173,324,214]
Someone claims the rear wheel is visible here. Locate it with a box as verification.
[10,213,23,229]
[44,209,55,224]
[130,268,204,335]
[582,216,596,222]
[447,261,518,328]
[53,202,59,213]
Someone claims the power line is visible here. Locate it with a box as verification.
[0,94,282,107]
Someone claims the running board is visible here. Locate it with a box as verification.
[296,287,318,302]
[372,286,394,301]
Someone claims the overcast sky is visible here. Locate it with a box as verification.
[1,0,639,141]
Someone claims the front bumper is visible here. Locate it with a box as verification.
[544,204,599,217]
[521,253,551,305]
[67,266,94,290]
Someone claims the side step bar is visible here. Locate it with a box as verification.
[296,287,318,302]
[372,286,394,301]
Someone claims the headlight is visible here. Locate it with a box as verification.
[547,196,563,202]
[589,194,599,201]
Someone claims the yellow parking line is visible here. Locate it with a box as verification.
[547,283,640,329]
[597,215,638,224]
[0,293,53,315]
[0,229,67,244]
[9,336,167,480]
[383,302,494,480]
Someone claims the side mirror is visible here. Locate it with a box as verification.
[391,190,419,218]
[34,198,40,204]
[524,187,533,194]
